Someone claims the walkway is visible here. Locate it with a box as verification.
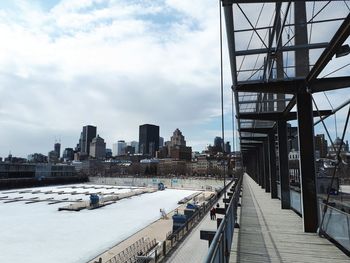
[166,195,226,263]
[230,174,349,262]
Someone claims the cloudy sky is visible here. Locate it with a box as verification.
[0,0,349,158]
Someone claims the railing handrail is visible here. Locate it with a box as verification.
[319,202,350,217]
[204,174,243,263]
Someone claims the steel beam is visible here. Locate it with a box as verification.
[236,78,304,94]
[277,120,290,209]
[235,42,328,56]
[310,76,350,93]
[240,136,267,140]
[314,98,350,126]
[239,128,273,133]
[238,110,332,121]
[307,13,350,82]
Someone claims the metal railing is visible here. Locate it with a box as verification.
[157,192,219,262]
[319,202,350,254]
[204,174,243,263]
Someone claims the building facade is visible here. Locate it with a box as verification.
[139,124,159,157]
[89,135,106,159]
[62,148,74,161]
[314,134,328,158]
[79,125,97,156]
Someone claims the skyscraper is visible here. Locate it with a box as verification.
[89,135,106,159]
[130,141,139,154]
[54,142,61,158]
[117,140,127,156]
[214,136,224,152]
[139,124,159,157]
[79,125,97,156]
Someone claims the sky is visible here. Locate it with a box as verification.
[0,0,349,158]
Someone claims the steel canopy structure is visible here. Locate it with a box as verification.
[222,0,350,232]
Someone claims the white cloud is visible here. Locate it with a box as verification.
[0,0,230,157]
[0,1,348,158]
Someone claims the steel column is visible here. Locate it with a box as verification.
[269,131,278,198]
[277,120,290,209]
[296,92,318,232]
[295,1,318,233]
[264,139,271,192]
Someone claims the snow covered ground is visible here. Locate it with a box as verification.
[0,184,197,263]
[340,185,350,194]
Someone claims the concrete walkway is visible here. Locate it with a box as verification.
[166,195,227,263]
[230,174,349,263]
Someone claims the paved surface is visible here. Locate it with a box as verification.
[230,174,350,263]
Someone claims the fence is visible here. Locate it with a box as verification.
[104,237,158,263]
[203,174,243,263]
[319,202,350,255]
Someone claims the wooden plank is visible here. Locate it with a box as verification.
[232,174,349,262]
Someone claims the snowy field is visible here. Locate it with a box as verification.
[340,185,350,194]
[0,184,197,263]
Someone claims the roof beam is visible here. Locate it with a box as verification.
[239,128,273,134]
[236,78,304,94]
[307,13,350,82]
[238,110,332,121]
[235,76,350,94]
[235,42,328,56]
[240,136,267,140]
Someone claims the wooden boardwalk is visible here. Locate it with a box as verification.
[230,174,349,263]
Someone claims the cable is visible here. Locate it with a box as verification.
[344,0,350,11]
[323,91,338,138]
[309,1,316,44]
[321,62,350,78]
[311,95,336,153]
[219,0,226,199]
[237,3,265,78]
[232,90,235,153]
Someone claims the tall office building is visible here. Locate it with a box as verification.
[54,142,61,158]
[214,136,224,152]
[130,141,139,154]
[117,140,127,156]
[139,124,159,157]
[159,137,164,148]
[78,125,97,156]
[89,135,106,159]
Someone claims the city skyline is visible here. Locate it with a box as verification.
[0,0,349,158]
